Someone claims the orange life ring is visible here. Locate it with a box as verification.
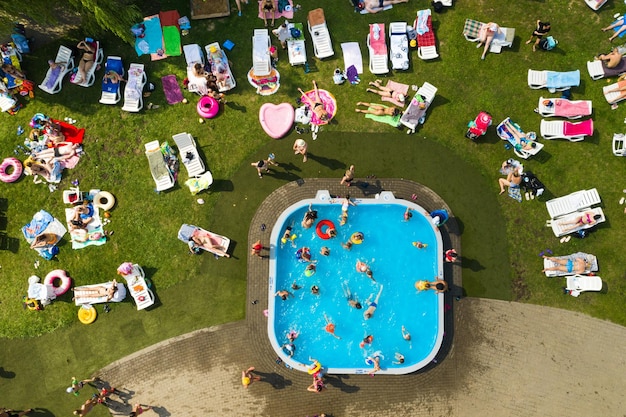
[315,219,336,240]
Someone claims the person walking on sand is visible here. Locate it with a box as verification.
[340,165,355,186]
[129,403,152,417]
[241,366,261,388]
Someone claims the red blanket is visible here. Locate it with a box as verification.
[51,119,85,144]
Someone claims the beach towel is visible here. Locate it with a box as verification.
[346,65,360,84]
[162,26,182,56]
[341,42,363,74]
[417,16,436,48]
[611,18,626,38]
[508,184,522,202]
[159,10,181,28]
[53,119,85,144]
[381,80,409,107]
[22,210,53,240]
[161,75,183,104]
[415,9,431,35]
[258,0,294,20]
[553,100,592,118]
[364,104,401,127]
[65,204,106,249]
[546,70,580,89]
[563,119,593,136]
[135,15,163,56]
[369,24,386,55]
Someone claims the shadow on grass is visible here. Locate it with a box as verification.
[306,153,344,170]
[0,366,15,378]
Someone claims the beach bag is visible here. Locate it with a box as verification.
[432,1,444,13]
[539,36,557,51]
[11,33,30,54]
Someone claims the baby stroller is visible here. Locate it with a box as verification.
[466,111,492,141]
[521,170,546,198]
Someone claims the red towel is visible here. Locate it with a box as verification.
[417,16,436,47]
[369,24,387,55]
[563,119,593,136]
[159,10,181,29]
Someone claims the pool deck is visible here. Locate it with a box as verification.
[98,180,626,416]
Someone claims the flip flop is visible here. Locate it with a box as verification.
[564,236,571,242]
[620,197,625,205]
[525,192,530,201]
[560,237,567,243]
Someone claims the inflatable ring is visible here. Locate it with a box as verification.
[307,361,322,375]
[0,157,23,183]
[78,305,97,324]
[30,113,48,129]
[315,220,336,240]
[304,268,315,277]
[350,232,364,245]
[197,96,219,119]
[44,269,72,296]
[94,191,115,211]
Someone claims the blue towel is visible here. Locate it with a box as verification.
[22,210,53,239]
[546,70,580,89]
[134,16,163,56]
[612,18,626,38]
[508,184,522,203]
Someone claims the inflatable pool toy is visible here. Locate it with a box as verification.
[94,191,115,211]
[0,157,23,183]
[44,269,71,296]
[315,219,336,240]
[415,280,429,291]
[304,266,316,277]
[365,351,384,365]
[430,209,449,226]
[350,232,364,244]
[296,247,310,261]
[78,305,97,324]
[197,96,219,119]
[307,360,322,375]
[259,102,295,139]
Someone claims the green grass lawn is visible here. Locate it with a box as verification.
[1,0,626,413]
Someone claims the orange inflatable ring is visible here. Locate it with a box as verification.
[78,305,97,324]
[315,220,336,240]
[44,269,71,296]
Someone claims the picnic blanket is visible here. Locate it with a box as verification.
[546,70,580,89]
[65,204,106,249]
[364,104,401,127]
[161,75,184,104]
[22,210,67,260]
[341,42,363,74]
[257,0,294,20]
[381,80,409,107]
[135,15,164,56]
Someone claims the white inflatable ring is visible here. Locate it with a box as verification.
[44,269,71,296]
[0,157,23,183]
[94,191,115,211]
[197,96,219,119]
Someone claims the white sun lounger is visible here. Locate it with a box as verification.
[122,264,155,310]
[177,224,231,258]
[543,252,598,277]
[548,207,605,237]
[539,119,593,142]
[99,56,124,105]
[145,140,175,192]
[367,23,389,75]
[38,45,75,94]
[205,42,236,92]
[183,44,207,95]
[183,43,205,67]
[73,281,127,305]
[603,80,626,105]
[173,132,206,178]
[70,40,104,87]
[122,63,147,112]
[585,0,607,10]
[389,21,409,70]
[586,58,626,80]
[0,81,17,112]
[287,23,307,66]
[252,29,271,76]
[613,133,626,156]
[528,69,580,93]
[537,97,592,119]
[415,10,438,61]
[496,117,545,159]
[546,188,601,219]
[565,275,603,297]
[400,82,437,134]
[308,8,334,59]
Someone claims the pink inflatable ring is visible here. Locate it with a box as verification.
[44,269,72,296]
[197,96,219,119]
[0,157,23,183]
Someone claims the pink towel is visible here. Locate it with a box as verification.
[554,100,591,118]
[563,119,593,136]
[258,0,294,20]
[369,24,387,55]
[381,80,409,107]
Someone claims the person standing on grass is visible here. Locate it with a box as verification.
[66,376,97,396]
[525,20,551,52]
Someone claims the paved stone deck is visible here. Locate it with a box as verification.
[98,180,626,417]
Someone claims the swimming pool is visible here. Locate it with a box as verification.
[268,191,444,375]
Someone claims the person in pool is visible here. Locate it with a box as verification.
[323,313,340,339]
[401,325,411,341]
[363,284,383,319]
[342,282,362,309]
[275,290,294,300]
[302,203,318,229]
[356,260,375,282]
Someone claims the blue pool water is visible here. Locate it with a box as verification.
[268,191,444,375]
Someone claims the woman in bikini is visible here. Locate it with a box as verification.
[542,256,590,274]
[298,80,330,122]
[366,80,406,104]
[476,22,501,60]
[260,0,276,27]
[190,229,231,257]
[558,211,602,233]
[76,40,96,84]
[355,102,402,117]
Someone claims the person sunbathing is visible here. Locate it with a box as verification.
[30,232,58,249]
[355,102,401,117]
[595,48,623,68]
[502,120,537,151]
[103,70,125,84]
[558,211,602,233]
[604,78,626,103]
[1,63,26,81]
[364,0,408,14]
[75,40,96,84]
[498,170,522,195]
[602,17,626,42]
[260,0,276,27]
[366,80,405,104]
[542,256,591,274]
[24,158,63,182]
[190,229,231,257]
[69,202,94,231]
[477,22,502,60]
[32,142,79,162]
[298,80,330,122]
[73,280,118,302]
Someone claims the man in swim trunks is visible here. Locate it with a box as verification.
[241,366,261,388]
[364,0,409,14]
[542,256,590,274]
[363,284,383,319]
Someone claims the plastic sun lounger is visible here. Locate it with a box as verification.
[173,132,206,178]
[546,188,601,219]
[399,81,437,134]
[38,45,75,94]
[565,275,603,297]
[389,22,409,70]
[177,224,231,258]
[548,207,606,237]
[613,133,626,156]
[585,0,607,10]
[543,252,598,277]
[341,42,363,75]
[367,23,389,75]
[71,40,104,87]
[122,264,155,310]
[603,80,626,105]
[205,42,236,92]
[122,63,147,112]
[252,29,271,76]
[0,81,17,112]
[183,43,205,67]
[462,19,514,53]
[587,58,626,80]
[540,119,593,142]
[73,281,127,305]
[287,23,307,66]
[537,97,592,119]
[308,8,334,59]
[528,69,580,92]
[99,56,124,105]
[496,117,545,159]
[145,140,175,192]
[415,10,438,61]
[183,44,207,95]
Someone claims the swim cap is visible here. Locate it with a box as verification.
[242,377,251,386]
[66,387,74,393]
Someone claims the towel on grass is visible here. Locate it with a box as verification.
[162,26,181,56]
[135,15,163,56]
[258,0,294,20]
[508,184,522,202]
[546,70,580,89]
[65,205,106,249]
[381,80,409,107]
[161,75,184,104]
[611,18,626,38]
[341,42,363,74]
[364,104,401,127]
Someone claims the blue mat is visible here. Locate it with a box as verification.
[134,16,163,56]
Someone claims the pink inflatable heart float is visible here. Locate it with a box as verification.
[259,103,295,139]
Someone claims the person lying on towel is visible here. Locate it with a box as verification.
[364,0,408,14]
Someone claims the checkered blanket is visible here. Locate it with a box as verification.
[417,15,435,47]
[463,19,482,41]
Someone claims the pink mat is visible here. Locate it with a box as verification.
[258,0,294,20]
[381,80,409,107]
[554,100,591,118]
[302,89,336,125]
[369,24,387,55]
[563,119,593,136]
[161,75,184,104]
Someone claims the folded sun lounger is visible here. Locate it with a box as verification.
[415,10,438,61]
[73,281,127,305]
[528,69,580,93]
[543,252,598,277]
[38,45,75,95]
[308,8,334,59]
[586,58,626,80]
[367,23,389,75]
[122,63,147,112]
[206,42,236,92]
[389,22,409,70]
[540,119,593,142]
[145,140,175,192]
[537,97,592,119]
[173,132,206,178]
[177,224,231,258]
[400,81,437,134]
[99,56,125,105]
[565,275,603,297]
